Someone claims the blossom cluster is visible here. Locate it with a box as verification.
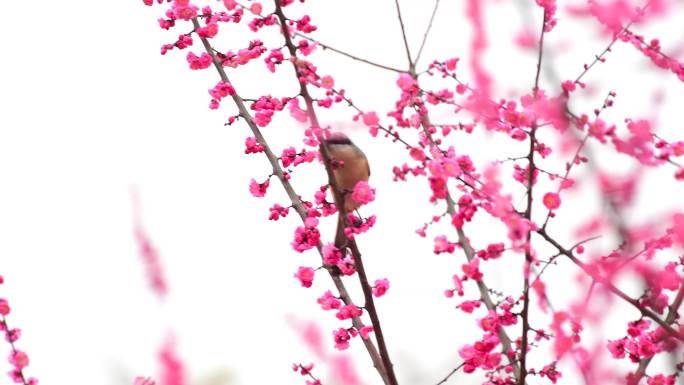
[1,276,38,385]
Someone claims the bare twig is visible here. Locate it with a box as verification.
[414,0,441,67]
[294,32,406,73]
[435,362,465,385]
[533,15,547,92]
[393,0,414,71]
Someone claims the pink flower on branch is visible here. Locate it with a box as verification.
[207,80,235,109]
[458,332,501,373]
[351,181,375,206]
[1,278,38,385]
[359,326,374,340]
[248,178,270,197]
[333,328,353,351]
[342,214,376,241]
[535,0,558,32]
[372,278,389,298]
[317,290,341,310]
[171,0,198,20]
[335,304,362,320]
[543,192,561,210]
[0,299,9,316]
[186,52,212,70]
[292,217,321,253]
[294,266,315,288]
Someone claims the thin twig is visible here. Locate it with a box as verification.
[393,0,414,71]
[541,133,589,230]
[329,89,418,150]
[573,1,652,85]
[414,0,441,67]
[533,15,546,92]
[294,32,406,73]
[435,362,465,385]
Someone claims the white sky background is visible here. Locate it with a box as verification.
[1,1,684,385]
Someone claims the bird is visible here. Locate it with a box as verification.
[322,132,370,249]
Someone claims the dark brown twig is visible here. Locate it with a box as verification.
[435,362,465,385]
[414,0,441,67]
[272,3,399,385]
[519,10,547,384]
[394,0,415,72]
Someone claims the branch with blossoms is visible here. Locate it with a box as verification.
[631,283,684,384]
[137,1,684,385]
[292,363,323,385]
[0,276,38,385]
[270,2,399,383]
[174,4,398,384]
[388,0,524,378]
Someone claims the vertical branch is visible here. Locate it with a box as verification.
[393,0,415,71]
[414,0,441,67]
[517,125,536,385]
[271,3,400,385]
[408,77,522,380]
[532,13,547,93]
[519,10,547,385]
[190,18,392,385]
[390,0,521,366]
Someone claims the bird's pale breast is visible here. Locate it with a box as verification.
[327,144,370,212]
